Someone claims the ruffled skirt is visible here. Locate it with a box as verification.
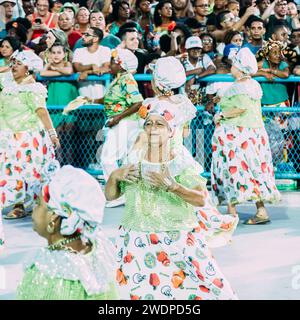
[195,190,239,248]
[115,226,238,300]
[211,124,281,205]
[0,129,55,209]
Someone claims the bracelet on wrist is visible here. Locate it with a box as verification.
[48,129,57,137]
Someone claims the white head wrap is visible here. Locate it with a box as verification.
[144,95,197,132]
[112,48,138,72]
[42,165,105,242]
[150,57,186,95]
[11,50,44,72]
[232,47,258,75]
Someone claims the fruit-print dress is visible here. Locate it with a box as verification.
[211,78,281,205]
[141,95,239,248]
[0,73,55,252]
[115,151,238,300]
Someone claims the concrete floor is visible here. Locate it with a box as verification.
[0,191,300,300]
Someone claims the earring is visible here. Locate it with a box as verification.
[47,221,55,234]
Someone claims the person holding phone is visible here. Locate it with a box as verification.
[0,50,59,230]
[27,0,58,41]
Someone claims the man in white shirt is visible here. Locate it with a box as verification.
[73,27,111,100]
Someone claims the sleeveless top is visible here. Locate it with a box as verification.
[31,12,56,40]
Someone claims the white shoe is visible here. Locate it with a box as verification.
[105,195,125,208]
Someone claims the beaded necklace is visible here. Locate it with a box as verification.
[47,235,81,254]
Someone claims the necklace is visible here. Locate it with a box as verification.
[236,75,251,82]
[48,234,81,252]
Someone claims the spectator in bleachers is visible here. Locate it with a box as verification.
[243,16,266,54]
[22,0,34,17]
[183,36,216,104]
[291,28,300,54]
[168,22,192,55]
[287,1,300,26]
[107,1,140,36]
[206,0,228,32]
[57,11,82,50]
[256,0,270,16]
[135,0,154,31]
[118,25,160,73]
[40,42,78,106]
[153,0,177,33]
[89,10,121,48]
[100,48,144,207]
[262,0,297,39]
[172,0,194,21]
[39,28,71,62]
[74,7,90,34]
[73,10,121,50]
[217,29,243,55]
[51,0,62,13]
[270,23,290,44]
[59,1,78,19]
[0,36,21,72]
[0,0,16,38]
[184,17,206,37]
[256,40,290,116]
[183,36,216,76]
[192,0,210,25]
[212,6,257,41]
[6,19,31,49]
[27,0,58,42]
[200,32,218,60]
[226,0,240,23]
[73,27,111,100]
[268,24,298,67]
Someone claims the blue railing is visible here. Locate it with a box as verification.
[39,73,300,181]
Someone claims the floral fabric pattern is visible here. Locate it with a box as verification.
[211,124,281,205]
[0,129,54,210]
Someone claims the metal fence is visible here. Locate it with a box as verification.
[38,74,300,180]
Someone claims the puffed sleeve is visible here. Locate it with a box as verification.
[25,84,47,112]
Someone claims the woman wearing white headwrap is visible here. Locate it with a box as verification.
[17,164,118,300]
[137,57,238,247]
[105,57,238,300]
[0,50,59,252]
[211,48,281,225]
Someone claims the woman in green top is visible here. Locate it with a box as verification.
[211,48,281,225]
[17,165,118,300]
[105,81,237,300]
[0,49,59,241]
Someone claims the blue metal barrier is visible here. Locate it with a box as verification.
[40,74,300,180]
[37,73,300,83]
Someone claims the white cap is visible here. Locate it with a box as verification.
[185,36,202,50]
[0,0,16,4]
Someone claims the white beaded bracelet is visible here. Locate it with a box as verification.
[48,128,58,137]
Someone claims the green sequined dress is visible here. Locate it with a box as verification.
[17,233,119,300]
[115,152,238,300]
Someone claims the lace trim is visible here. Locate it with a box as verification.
[223,79,262,100]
